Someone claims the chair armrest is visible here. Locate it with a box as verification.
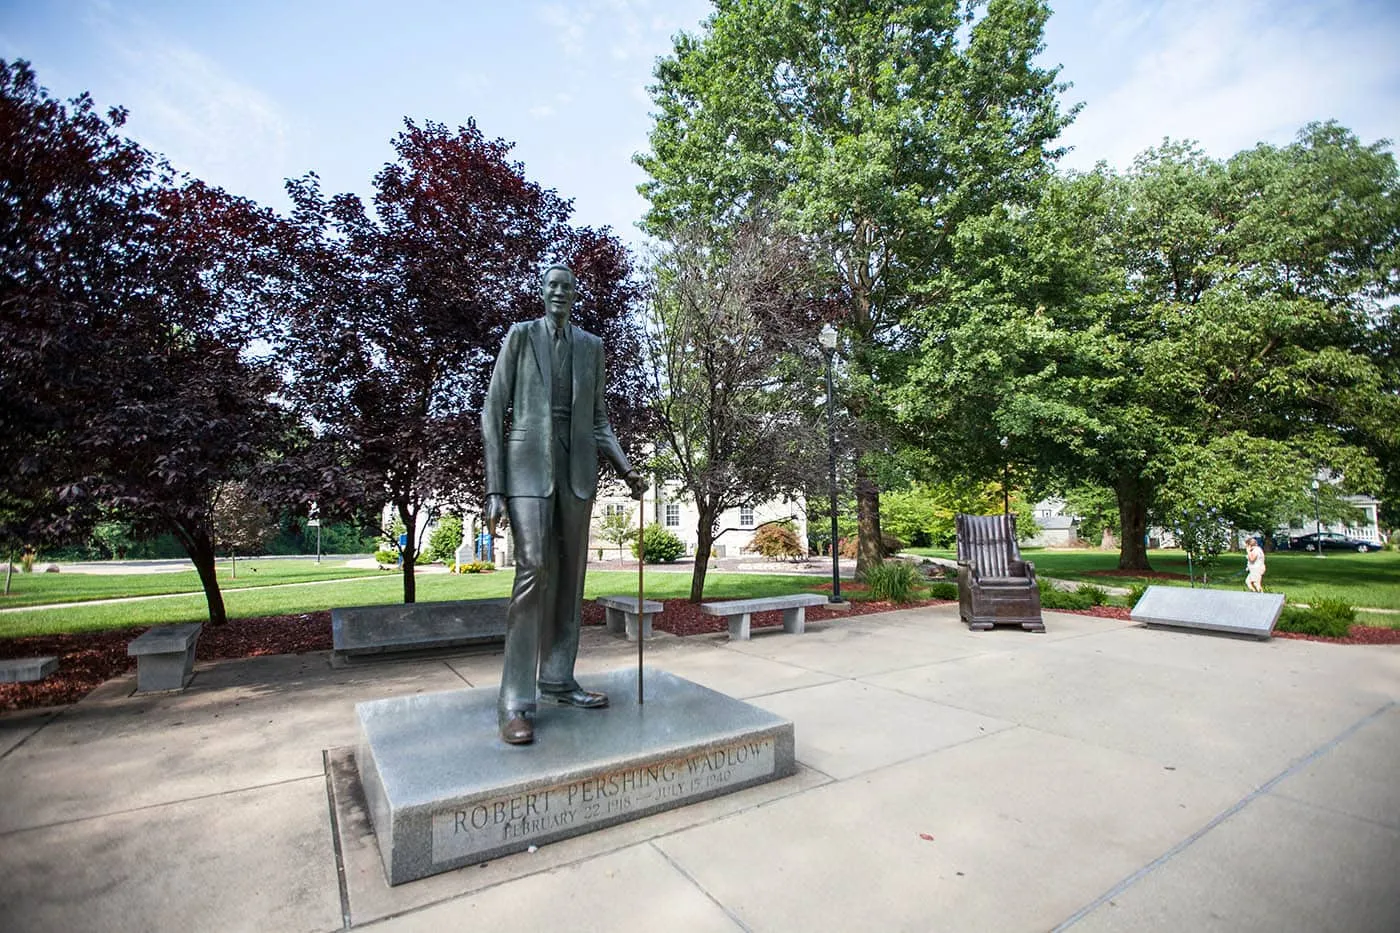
[957,560,977,580]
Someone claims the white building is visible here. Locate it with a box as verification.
[1021,497,1081,548]
[589,479,809,560]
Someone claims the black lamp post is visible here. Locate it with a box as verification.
[1312,478,1323,558]
[820,323,843,604]
[999,436,1010,518]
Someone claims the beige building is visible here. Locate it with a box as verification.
[589,479,809,561]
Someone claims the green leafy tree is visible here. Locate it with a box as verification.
[898,124,1399,569]
[212,481,274,579]
[424,513,463,564]
[638,0,1075,577]
[644,215,830,600]
[594,506,637,560]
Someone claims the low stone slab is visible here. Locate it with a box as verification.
[1131,585,1284,640]
[127,623,203,692]
[0,656,58,684]
[699,593,828,640]
[332,598,508,663]
[355,667,796,885]
[595,595,663,641]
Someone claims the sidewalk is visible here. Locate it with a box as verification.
[1,605,1397,932]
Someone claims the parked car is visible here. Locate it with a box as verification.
[1287,531,1378,553]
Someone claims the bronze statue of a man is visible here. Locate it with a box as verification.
[481,265,646,745]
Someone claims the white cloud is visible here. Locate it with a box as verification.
[88,12,293,207]
[1053,0,1400,170]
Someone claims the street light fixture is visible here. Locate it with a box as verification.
[819,323,843,604]
[1311,478,1323,559]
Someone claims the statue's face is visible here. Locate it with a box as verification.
[541,268,576,322]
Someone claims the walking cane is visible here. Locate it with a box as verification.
[637,500,645,705]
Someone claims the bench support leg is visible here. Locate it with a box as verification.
[136,650,197,693]
[727,613,751,641]
[605,607,625,636]
[624,612,655,642]
[782,607,806,635]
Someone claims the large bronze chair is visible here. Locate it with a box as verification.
[955,513,1044,632]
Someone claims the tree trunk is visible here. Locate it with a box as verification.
[689,506,719,603]
[1115,474,1153,571]
[175,521,228,625]
[231,548,237,580]
[4,548,12,596]
[399,504,417,604]
[854,459,883,580]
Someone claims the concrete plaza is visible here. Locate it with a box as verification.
[1,604,1396,932]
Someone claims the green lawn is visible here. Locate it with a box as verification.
[0,558,383,609]
[905,546,1400,611]
[0,568,829,638]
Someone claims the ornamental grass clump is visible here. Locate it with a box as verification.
[864,561,922,603]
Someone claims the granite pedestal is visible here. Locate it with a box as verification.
[332,598,508,664]
[1131,585,1284,639]
[355,667,796,885]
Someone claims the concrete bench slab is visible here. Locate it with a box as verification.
[127,623,203,692]
[700,593,828,640]
[595,595,663,641]
[1131,585,1284,640]
[331,598,508,664]
[0,656,58,683]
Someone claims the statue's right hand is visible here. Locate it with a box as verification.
[485,494,507,536]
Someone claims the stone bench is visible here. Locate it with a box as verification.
[331,598,508,665]
[595,595,663,641]
[0,656,58,683]
[127,623,204,692]
[1130,585,1284,640]
[700,593,828,641]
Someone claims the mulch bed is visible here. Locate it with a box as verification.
[5,600,1396,713]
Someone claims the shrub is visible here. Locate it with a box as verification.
[20,549,35,573]
[927,580,959,600]
[1277,601,1353,638]
[750,521,805,559]
[452,560,495,574]
[634,524,685,563]
[1125,583,1148,610]
[1037,578,1092,610]
[864,561,922,603]
[424,514,464,563]
[373,549,397,566]
[1074,583,1109,606]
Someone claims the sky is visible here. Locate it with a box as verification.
[3,0,1399,251]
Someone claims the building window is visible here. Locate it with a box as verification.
[665,502,680,527]
[739,505,754,527]
[604,503,625,518]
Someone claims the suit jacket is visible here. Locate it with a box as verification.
[482,316,632,500]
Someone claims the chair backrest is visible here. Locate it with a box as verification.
[955,514,1021,576]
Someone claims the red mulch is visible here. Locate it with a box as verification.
[5,600,1396,713]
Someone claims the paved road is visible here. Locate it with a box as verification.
[1,605,1395,931]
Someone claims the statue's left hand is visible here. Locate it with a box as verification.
[624,470,649,501]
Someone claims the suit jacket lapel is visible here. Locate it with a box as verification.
[529,317,550,382]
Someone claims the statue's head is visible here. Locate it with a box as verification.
[539,264,577,325]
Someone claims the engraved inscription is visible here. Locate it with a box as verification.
[431,737,776,862]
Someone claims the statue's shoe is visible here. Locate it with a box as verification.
[500,714,534,745]
[540,688,609,709]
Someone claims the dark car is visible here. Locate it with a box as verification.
[1288,531,1378,553]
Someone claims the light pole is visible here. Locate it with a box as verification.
[999,436,1010,518]
[819,323,843,604]
[1312,478,1323,558]
[309,502,321,565]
